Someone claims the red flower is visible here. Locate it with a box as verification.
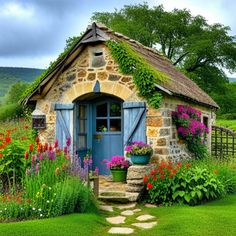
[44,143,48,151]
[49,145,53,151]
[177,162,182,167]
[0,153,3,158]
[54,139,58,148]
[143,175,148,183]
[160,175,164,180]
[147,183,153,189]
[29,144,33,152]
[36,136,40,143]
[153,176,158,181]
[37,144,42,153]
[167,165,172,171]
[186,163,191,167]
[24,151,29,159]
[160,170,165,175]
[168,174,173,179]
[5,136,11,143]
[214,169,219,175]
[150,169,156,176]
[24,125,29,129]
[172,169,177,175]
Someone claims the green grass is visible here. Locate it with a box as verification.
[216,119,236,131]
[1,194,236,236]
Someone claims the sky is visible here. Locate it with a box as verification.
[0,0,235,76]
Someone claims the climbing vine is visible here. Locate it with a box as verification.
[107,40,168,109]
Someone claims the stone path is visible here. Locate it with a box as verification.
[100,202,158,234]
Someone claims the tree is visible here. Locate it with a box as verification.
[91,3,236,94]
[6,82,29,104]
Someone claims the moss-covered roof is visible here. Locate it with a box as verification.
[22,22,219,109]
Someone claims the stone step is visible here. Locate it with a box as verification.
[98,191,139,203]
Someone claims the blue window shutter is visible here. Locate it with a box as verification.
[55,103,74,150]
[123,102,146,146]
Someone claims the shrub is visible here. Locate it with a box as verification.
[172,105,209,159]
[0,103,24,121]
[0,119,36,191]
[144,160,225,206]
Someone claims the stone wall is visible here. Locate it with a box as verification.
[35,43,140,143]
[146,96,214,163]
[34,42,215,162]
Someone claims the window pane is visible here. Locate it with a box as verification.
[96,119,108,132]
[78,135,86,149]
[79,119,86,133]
[110,102,121,117]
[110,119,121,132]
[79,105,87,119]
[96,103,107,117]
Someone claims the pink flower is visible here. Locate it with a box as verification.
[39,153,43,161]
[54,139,58,148]
[66,137,71,147]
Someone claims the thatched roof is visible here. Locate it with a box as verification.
[23,22,219,109]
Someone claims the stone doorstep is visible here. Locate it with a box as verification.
[98,191,140,203]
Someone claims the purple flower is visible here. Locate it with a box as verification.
[49,150,55,160]
[36,163,40,174]
[39,153,43,161]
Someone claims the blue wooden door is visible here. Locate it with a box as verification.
[92,100,123,175]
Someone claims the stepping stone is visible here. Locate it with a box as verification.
[117,203,136,210]
[133,208,141,213]
[136,214,155,221]
[121,210,134,216]
[106,216,126,224]
[108,227,134,234]
[99,205,113,212]
[132,222,157,229]
[145,203,157,208]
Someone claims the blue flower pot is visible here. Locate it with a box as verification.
[130,154,151,165]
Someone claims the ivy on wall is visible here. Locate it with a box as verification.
[107,40,168,109]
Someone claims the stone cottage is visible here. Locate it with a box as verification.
[23,23,219,175]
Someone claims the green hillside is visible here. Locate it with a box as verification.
[0,67,44,102]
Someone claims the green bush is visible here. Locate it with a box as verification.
[0,103,24,121]
[144,160,225,206]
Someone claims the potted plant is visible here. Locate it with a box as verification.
[106,156,130,182]
[125,141,153,165]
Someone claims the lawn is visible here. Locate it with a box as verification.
[1,194,236,236]
[216,119,236,131]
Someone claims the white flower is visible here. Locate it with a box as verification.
[38,208,42,212]
[40,214,43,217]
[32,208,36,211]
[4,208,7,211]
[51,200,53,203]
[47,200,50,203]
[49,187,52,190]
[0,210,2,213]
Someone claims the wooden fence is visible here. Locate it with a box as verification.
[211,125,236,158]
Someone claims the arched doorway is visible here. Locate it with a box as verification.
[75,93,123,175]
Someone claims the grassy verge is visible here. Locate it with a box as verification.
[1,194,236,236]
[216,119,236,131]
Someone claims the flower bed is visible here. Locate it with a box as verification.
[144,160,226,206]
[0,120,97,222]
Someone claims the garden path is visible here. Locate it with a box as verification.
[99,202,158,234]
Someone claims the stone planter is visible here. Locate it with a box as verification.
[130,154,151,165]
[110,169,127,182]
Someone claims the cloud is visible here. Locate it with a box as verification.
[0,0,84,58]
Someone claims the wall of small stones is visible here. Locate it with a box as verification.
[34,42,215,162]
[146,96,214,163]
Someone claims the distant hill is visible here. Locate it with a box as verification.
[229,77,236,83]
[0,67,44,101]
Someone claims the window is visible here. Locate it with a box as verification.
[96,102,121,133]
[203,116,209,128]
[91,48,106,68]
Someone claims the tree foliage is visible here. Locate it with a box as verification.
[92,3,236,95]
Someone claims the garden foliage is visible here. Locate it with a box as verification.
[144,160,226,206]
[0,121,97,222]
[172,105,209,158]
